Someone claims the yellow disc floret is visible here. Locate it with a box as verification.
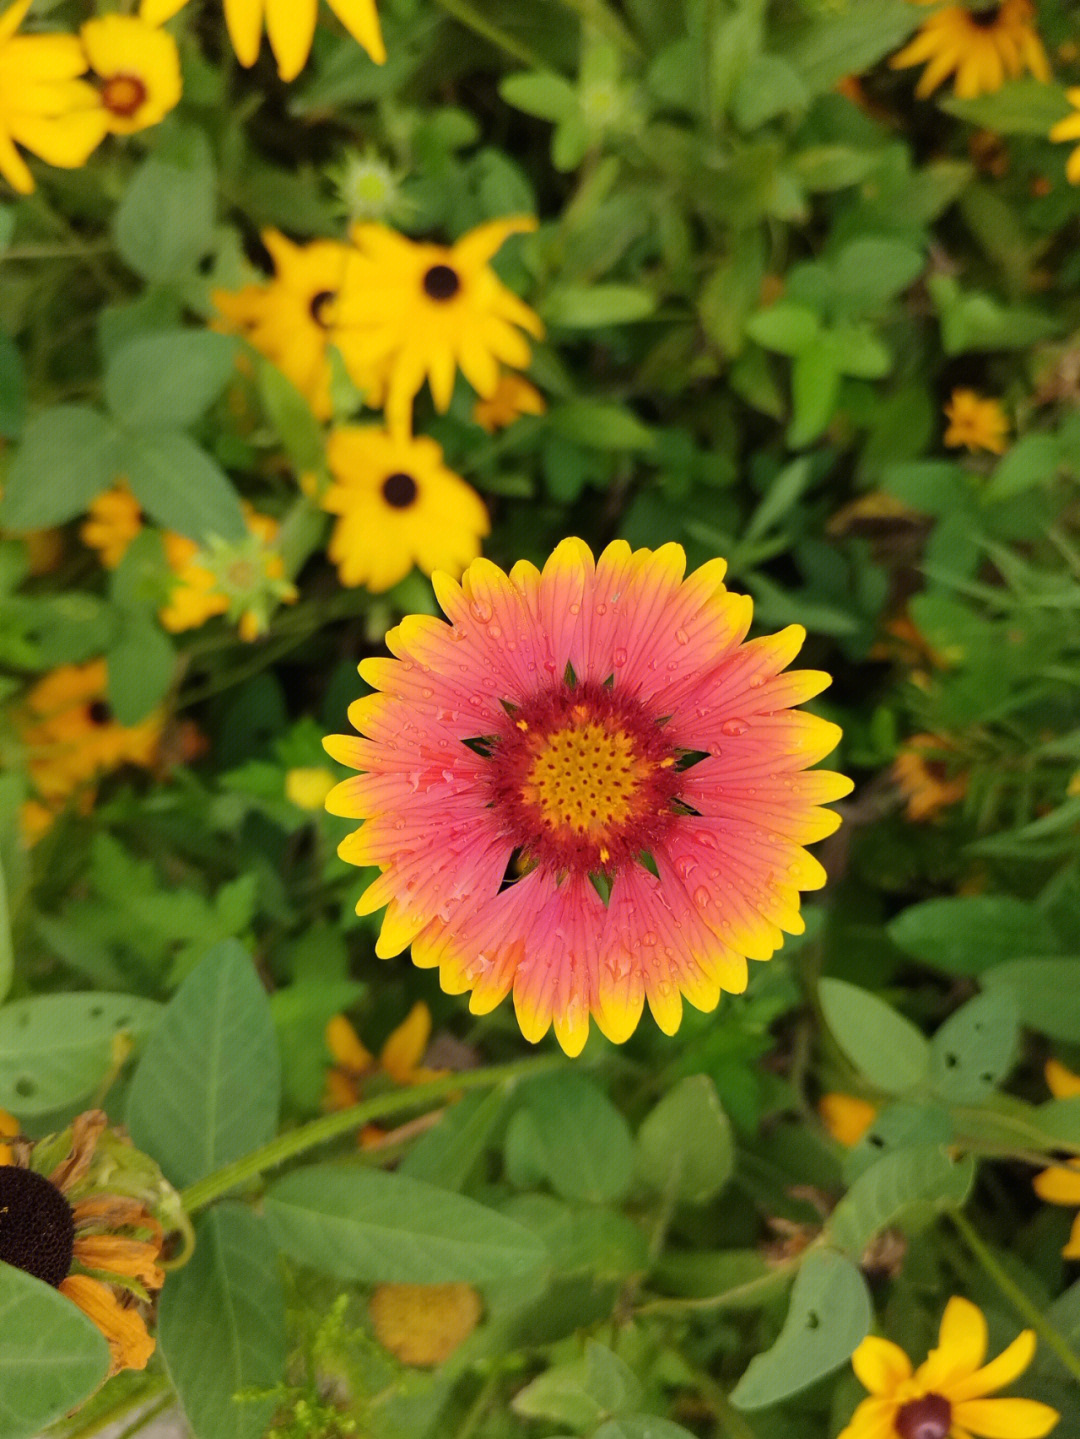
[523,719,648,841]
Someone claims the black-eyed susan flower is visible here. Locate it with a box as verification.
[841,1295,1058,1439]
[325,539,851,1055]
[1050,89,1080,185]
[320,426,489,592]
[139,0,384,83]
[943,389,1010,454]
[1033,1059,1080,1260]
[81,14,181,135]
[81,484,144,569]
[0,0,107,195]
[893,733,969,822]
[334,218,544,435]
[18,659,164,807]
[472,373,546,433]
[819,1093,878,1147]
[159,506,296,641]
[0,1110,186,1377]
[0,1109,17,1165]
[890,1,1050,100]
[213,231,353,421]
[369,1282,482,1366]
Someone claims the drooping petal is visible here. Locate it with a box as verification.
[949,1331,1036,1403]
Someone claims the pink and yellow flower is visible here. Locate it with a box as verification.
[325,539,851,1055]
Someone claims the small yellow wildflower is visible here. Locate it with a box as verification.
[81,485,144,569]
[81,14,182,135]
[159,508,296,641]
[324,1004,449,1145]
[285,767,336,811]
[1033,1059,1080,1260]
[894,733,969,822]
[819,1093,878,1147]
[890,0,1050,100]
[1050,88,1080,186]
[943,389,1010,454]
[369,1282,482,1367]
[472,373,546,432]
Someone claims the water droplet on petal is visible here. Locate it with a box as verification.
[749,674,764,688]
[693,886,712,910]
[470,600,493,622]
[642,931,658,946]
[489,624,502,639]
[720,718,749,737]
[675,628,689,645]
[596,603,607,616]
[420,686,433,698]
[613,648,628,667]
[569,602,580,615]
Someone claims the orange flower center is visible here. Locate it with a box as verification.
[0,1166,75,1288]
[423,264,460,300]
[895,1394,952,1439]
[487,681,681,877]
[102,74,148,117]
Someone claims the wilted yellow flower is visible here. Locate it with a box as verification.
[819,1093,878,1147]
[0,0,107,194]
[369,1282,482,1366]
[894,733,969,822]
[472,373,546,432]
[890,0,1050,100]
[285,767,336,811]
[159,507,296,641]
[81,14,182,135]
[81,485,144,569]
[139,0,384,82]
[324,1003,449,1141]
[944,390,1010,454]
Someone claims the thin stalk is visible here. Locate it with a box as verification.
[553,0,643,55]
[632,1254,799,1317]
[180,1053,565,1213]
[429,0,541,66]
[57,1379,170,1439]
[685,1364,759,1439]
[948,1210,1080,1385]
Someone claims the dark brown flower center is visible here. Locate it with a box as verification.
[102,74,148,117]
[382,472,418,508]
[422,264,460,301]
[967,4,1002,27]
[87,700,113,726]
[895,1394,952,1439]
[0,1166,75,1288]
[309,290,336,327]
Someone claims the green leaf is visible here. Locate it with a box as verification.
[120,428,246,543]
[830,239,925,317]
[115,144,216,282]
[636,1074,733,1203]
[264,1165,548,1282]
[787,345,840,447]
[731,1250,871,1410]
[542,285,657,328]
[843,1102,953,1184]
[594,1419,699,1439]
[499,71,578,122]
[269,977,363,1112]
[930,989,1018,1105]
[523,1072,635,1204]
[0,1263,109,1439]
[939,78,1071,135]
[0,331,26,440]
[929,274,1060,354]
[126,940,280,1188]
[157,1206,286,1439]
[107,613,175,725]
[257,360,325,476]
[105,331,236,431]
[0,993,162,1116]
[819,978,930,1094]
[732,54,808,129]
[745,302,820,356]
[0,407,120,530]
[826,1147,975,1258]
[982,958,1080,1043]
[400,1087,505,1191]
[585,1341,642,1415]
[825,325,892,379]
[791,145,876,193]
[783,0,918,94]
[0,852,10,1006]
[652,1249,777,1304]
[549,401,655,451]
[982,434,1064,503]
[888,896,1058,977]
[742,457,812,543]
[512,1360,604,1432]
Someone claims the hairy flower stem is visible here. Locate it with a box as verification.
[948,1209,1080,1385]
[179,1053,566,1214]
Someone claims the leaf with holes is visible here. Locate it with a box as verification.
[843,1101,953,1184]
[818,979,930,1094]
[826,1146,975,1258]
[125,940,280,1188]
[982,958,1080,1043]
[730,1250,871,1410]
[0,994,162,1116]
[930,989,1019,1105]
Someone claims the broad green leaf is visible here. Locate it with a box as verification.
[743,457,812,543]
[157,1206,286,1439]
[269,977,363,1112]
[107,613,176,725]
[830,239,925,317]
[745,302,820,355]
[843,1102,953,1184]
[595,1420,699,1439]
[888,896,1057,977]
[825,325,891,379]
[731,1250,871,1410]
[549,401,655,451]
[791,145,876,193]
[982,434,1064,503]
[585,1341,642,1415]
[929,274,1060,354]
[827,1146,975,1258]
[105,331,236,431]
[930,989,1018,1105]
[512,1359,605,1432]
[787,345,840,447]
[982,958,1080,1043]
[818,978,930,1094]
[652,1250,781,1307]
[0,993,162,1116]
[499,71,578,122]
[542,285,657,328]
[400,1087,505,1191]
[115,145,215,282]
[0,331,25,440]
[120,428,246,543]
[126,940,280,1188]
[523,1072,635,1204]
[732,54,808,129]
[636,1074,733,1204]
[0,852,11,1006]
[1033,1097,1080,1148]
[0,407,120,530]
[940,78,1071,135]
[0,1263,109,1439]
[257,360,325,476]
[783,1,918,93]
[264,1165,548,1282]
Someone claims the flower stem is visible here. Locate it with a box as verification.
[180,1053,565,1214]
[948,1209,1080,1385]
[428,0,541,66]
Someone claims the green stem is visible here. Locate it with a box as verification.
[553,0,643,55]
[948,1210,1080,1385]
[632,1255,799,1317]
[685,1364,758,1439]
[56,1379,170,1439]
[429,0,541,66]
[180,1053,565,1213]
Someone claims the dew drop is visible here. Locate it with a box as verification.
[613,648,628,667]
[489,624,502,639]
[693,886,712,910]
[657,980,673,997]
[642,931,658,946]
[470,600,493,622]
[749,674,764,688]
[720,718,749,737]
[596,603,607,616]
[675,628,689,645]
[569,602,580,615]
[420,686,433,698]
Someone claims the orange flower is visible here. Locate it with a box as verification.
[324,1003,448,1145]
[943,389,1010,454]
[819,1093,878,1147]
[894,733,968,821]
